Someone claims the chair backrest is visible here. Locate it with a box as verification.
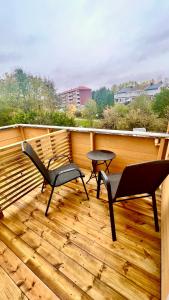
[22,141,50,183]
[115,160,169,199]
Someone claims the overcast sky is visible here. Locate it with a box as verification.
[0,0,169,91]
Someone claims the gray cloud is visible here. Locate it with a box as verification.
[0,52,22,63]
[146,28,169,45]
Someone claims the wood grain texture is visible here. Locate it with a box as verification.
[0,127,22,147]
[0,130,71,211]
[161,175,169,300]
[0,171,161,300]
[0,265,28,299]
[71,132,160,172]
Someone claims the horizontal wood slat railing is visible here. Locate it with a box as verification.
[0,129,71,212]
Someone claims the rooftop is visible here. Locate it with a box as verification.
[116,86,139,94]
[115,82,163,95]
[59,86,92,95]
[144,82,162,91]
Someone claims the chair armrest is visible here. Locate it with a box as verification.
[98,170,113,202]
[47,154,71,169]
[99,170,110,187]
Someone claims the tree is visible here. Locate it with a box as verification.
[101,104,129,130]
[66,103,77,117]
[0,106,13,126]
[152,88,169,117]
[0,68,60,115]
[101,96,167,132]
[14,68,31,112]
[112,103,129,117]
[128,95,152,114]
[82,99,97,127]
[0,68,63,126]
[92,87,114,115]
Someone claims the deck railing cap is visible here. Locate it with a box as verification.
[0,123,169,139]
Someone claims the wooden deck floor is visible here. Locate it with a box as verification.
[0,171,161,300]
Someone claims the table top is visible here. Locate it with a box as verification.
[87,150,116,161]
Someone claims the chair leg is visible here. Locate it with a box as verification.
[45,186,55,216]
[152,193,159,232]
[81,177,89,200]
[41,180,46,193]
[108,199,117,241]
[97,171,101,199]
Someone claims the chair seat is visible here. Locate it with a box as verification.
[49,163,84,186]
[108,173,122,199]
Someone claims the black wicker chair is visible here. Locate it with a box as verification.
[22,141,89,216]
[97,160,169,241]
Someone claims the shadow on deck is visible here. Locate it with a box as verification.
[0,171,161,300]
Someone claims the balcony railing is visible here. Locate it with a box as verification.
[0,123,169,299]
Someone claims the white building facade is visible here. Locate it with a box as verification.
[114,82,164,104]
[114,87,142,104]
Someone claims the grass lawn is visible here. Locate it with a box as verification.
[75,118,101,128]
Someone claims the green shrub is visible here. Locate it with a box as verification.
[0,107,14,126]
[101,102,168,132]
[49,111,75,126]
[11,110,76,127]
[152,88,169,117]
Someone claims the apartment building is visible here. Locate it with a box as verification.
[59,86,92,107]
[114,82,164,104]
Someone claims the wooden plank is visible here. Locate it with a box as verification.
[0,128,22,147]
[90,132,95,151]
[70,132,159,171]
[23,127,50,139]
[157,138,169,159]
[50,185,161,250]
[95,134,158,154]
[0,241,59,300]
[5,180,160,298]
[0,222,91,300]
[0,213,125,299]
[95,134,159,172]
[0,265,28,299]
[8,124,169,138]
[2,197,159,299]
[19,126,26,140]
[14,207,161,297]
[161,175,169,300]
[44,203,160,278]
[71,132,91,169]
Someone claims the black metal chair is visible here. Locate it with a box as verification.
[97,160,169,241]
[22,141,89,216]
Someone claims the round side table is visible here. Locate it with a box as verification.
[86,150,116,184]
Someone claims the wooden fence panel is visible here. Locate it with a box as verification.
[0,130,70,211]
[70,131,160,172]
[0,128,22,147]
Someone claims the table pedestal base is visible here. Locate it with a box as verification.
[86,160,112,184]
